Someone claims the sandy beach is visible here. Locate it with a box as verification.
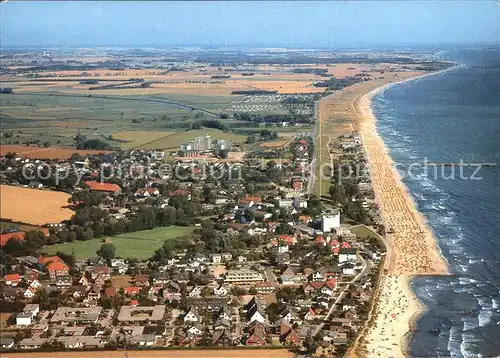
[351,77,451,357]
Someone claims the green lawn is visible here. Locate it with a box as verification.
[350,224,382,241]
[40,226,194,260]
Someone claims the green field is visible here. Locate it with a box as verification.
[39,226,194,260]
[0,90,238,147]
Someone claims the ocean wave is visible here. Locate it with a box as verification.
[478,309,493,327]
[463,316,479,331]
[448,325,464,356]
[492,299,500,309]
[459,277,475,285]
[459,264,469,273]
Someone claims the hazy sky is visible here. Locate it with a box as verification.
[1,1,499,47]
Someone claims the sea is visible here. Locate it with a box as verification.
[372,48,500,358]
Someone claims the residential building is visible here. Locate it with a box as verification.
[304,307,316,321]
[322,210,341,232]
[253,282,276,293]
[16,304,39,326]
[246,321,266,346]
[214,139,232,151]
[188,285,202,298]
[163,281,182,301]
[84,181,122,193]
[339,248,357,264]
[184,307,200,323]
[224,270,264,284]
[0,231,25,247]
[187,324,204,336]
[212,329,232,346]
[46,261,69,280]
[50,306,102,324]
[0,337,15,349]
[245,297,266,323]
[213,284,229,296]
[18,337,47,349]
[117,305,165,323]
[210,252,232,264]
[3,273,22,286]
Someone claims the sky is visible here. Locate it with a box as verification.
[1,1,500,48]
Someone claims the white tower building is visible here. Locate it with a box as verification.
[321,210,340,233]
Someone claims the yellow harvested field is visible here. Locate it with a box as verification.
[0,185,74,226]
[0,145,112,160]
[4,65,333,96]
[238,80,323,94]
[53,80,323,96]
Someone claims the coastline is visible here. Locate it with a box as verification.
[353,67,456,357]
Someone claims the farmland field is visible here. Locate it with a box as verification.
[39,226,194,260]
[112,130,175,149]
[134,128,247,150]
[259,139,290,149]
[0,90,235,148]
[0,144,112,159]
[0,64,340,151]
[111,128,246,151]
[0,185,74,226]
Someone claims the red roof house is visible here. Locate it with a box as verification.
[304,307,316,321]
[3,273,22,286]
[245,331,266,346]
[124,286,141,296]
[39,256,62,265]
[299,215,312,223]
[291,178,303,190]
[283,329,301,345]
[104,287,117,297]
[341,241,352,249]
[278,235,297,246]
[0,232,25,247]
[238,196,262,206]
[329,239,340,248]
[46,261,69,280]
[85,181,121,193]
[315,235,326,246]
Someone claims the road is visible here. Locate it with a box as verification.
[311,254,371,337]
[307,101,320,194]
